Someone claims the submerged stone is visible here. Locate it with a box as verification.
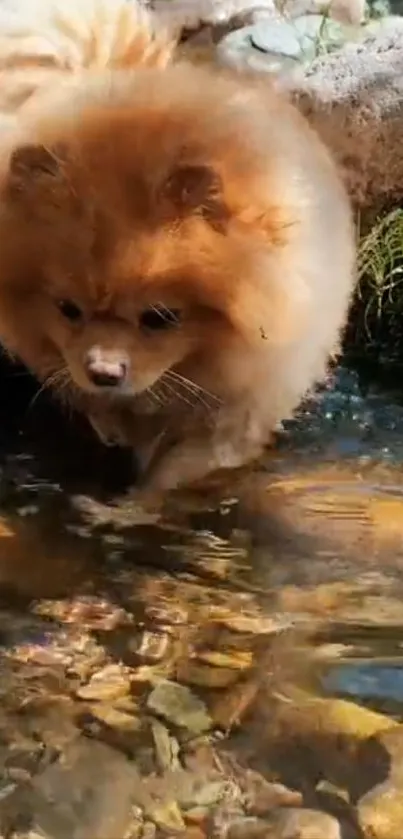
[268,807,342,838]
[145,799,185,833]
[28,738,139,839]
[147,681,212,734]
[75,664,131,702]
[358,783,403,839]
[196,650,253,670]
[151,718,180,772]
[226,809,342,839]
[217,14,352,75]
[177,660,242,688]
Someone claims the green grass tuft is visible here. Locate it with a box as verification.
[346,208,403,361]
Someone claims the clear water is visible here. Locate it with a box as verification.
[0,362,403,834]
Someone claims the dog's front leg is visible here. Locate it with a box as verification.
[144,410,268,491]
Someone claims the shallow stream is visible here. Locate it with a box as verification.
[0,363,402,837]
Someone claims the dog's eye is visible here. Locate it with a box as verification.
[139,305,181,332]
[57,299,82,322]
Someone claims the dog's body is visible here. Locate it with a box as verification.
[0,1,355,490]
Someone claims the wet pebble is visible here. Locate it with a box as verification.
[266,695,397,745]
[209,677,259,730]
[75,663,131,702]
[184,806,209,826]
[139,823,156,839]
[357,725,403,838]
[29,737,140,839]
[147,681,212,734]
[86,703,141,732]
[34,597,128,631]
[131,664,175,690]
[196,650,253,671]
[225,817,275,839]
[14,697,78,752]
[358,782,403,839]
[145,798,185,833]
[367,725,403,782]
[239,769,303,815]
[182,828,205,839]
[145,605,189,628]
[130,630,171,663]
[213,613,288,636]
[226,809,342,838]
[181,737,217,774]
[177,661,242,689]
[315,779,349,804]
[270,808,342,838]
[247,694,399,795]
[180,779,228,810]
[128,817,156,839]
[151,718,180,772]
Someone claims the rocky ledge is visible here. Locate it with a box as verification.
[150,0,403,215]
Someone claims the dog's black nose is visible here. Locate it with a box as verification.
[85,347,129,388]
[88,366,127,387]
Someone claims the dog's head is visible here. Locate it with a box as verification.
[0,65,298,404]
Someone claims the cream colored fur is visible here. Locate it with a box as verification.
[0,0,174,120]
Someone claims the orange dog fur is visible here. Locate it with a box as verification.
[0,5,356,490]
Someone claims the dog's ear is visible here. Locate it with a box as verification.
[7,143,66,196]
[163,164,229,230]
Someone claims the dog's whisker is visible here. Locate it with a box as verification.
[53,372,81,421]
[163,369,221,413]
[28,367,71,412]
[162,377,212,413]
[165,368,220,403]
[144,385,165,408]
[158,376,196,409]
[151,302,179,324]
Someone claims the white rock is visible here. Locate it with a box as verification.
[151,0,277,33]
[217,15,349,75]
[217,16,403,211]
[273,808,342,838]
[283,0,366,25]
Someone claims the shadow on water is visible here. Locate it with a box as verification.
[1,354,403,835]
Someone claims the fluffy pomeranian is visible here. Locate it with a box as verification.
[0,0,356,490]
